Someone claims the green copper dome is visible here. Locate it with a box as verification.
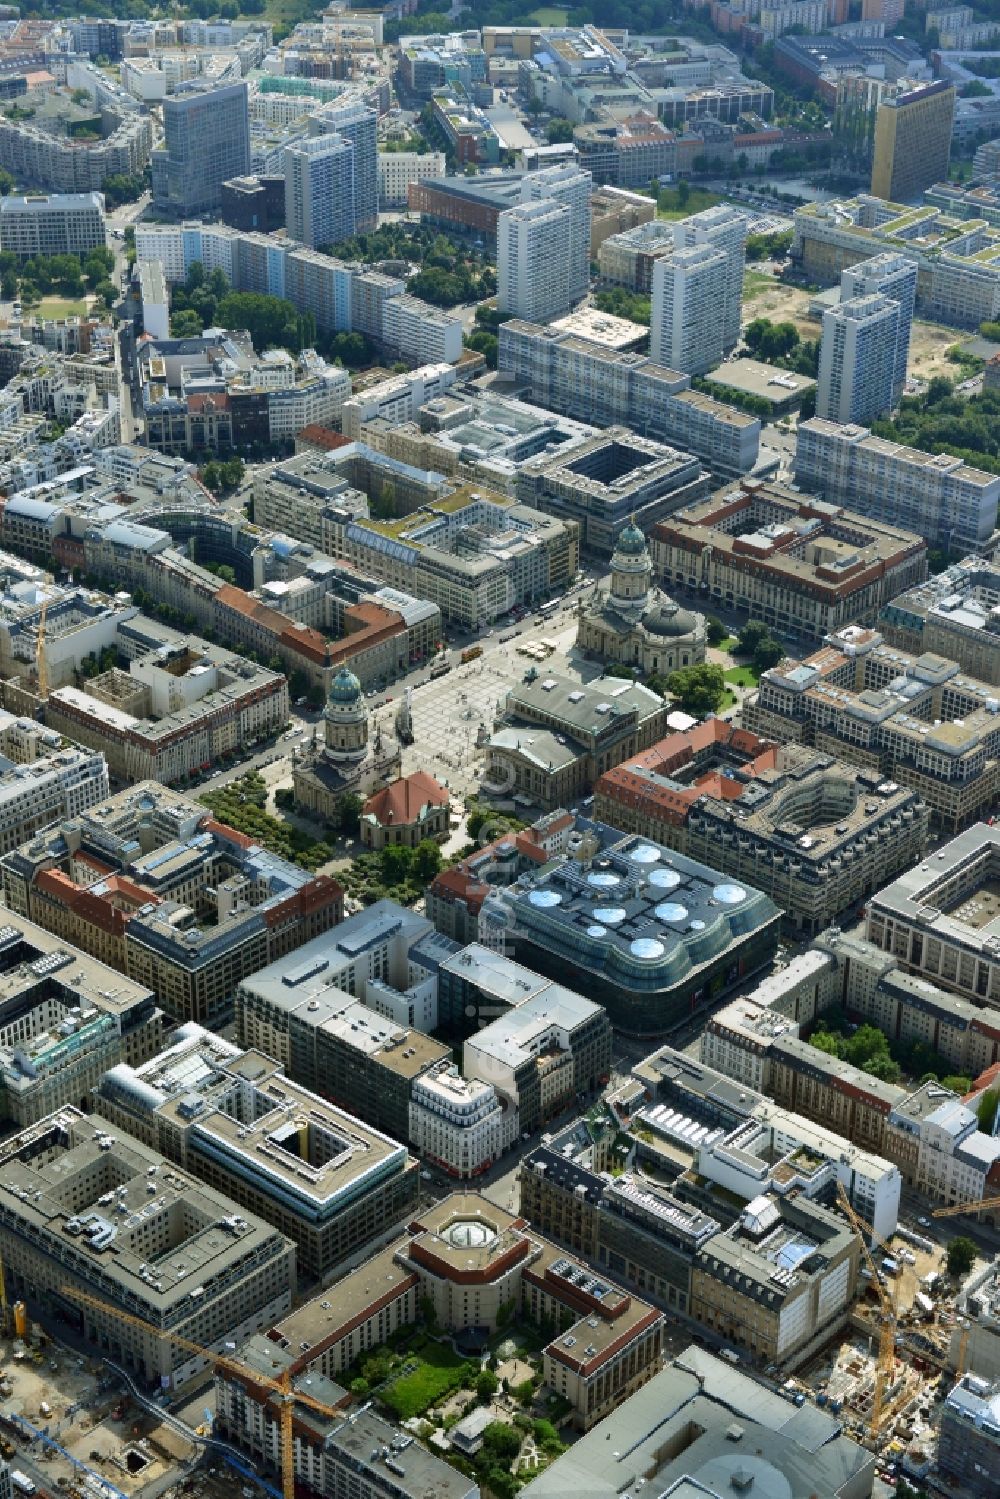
[328,665,362,706]
[616,518,647,556]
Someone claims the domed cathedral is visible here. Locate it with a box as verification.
[576,519,707,675]
[292,665,401,824]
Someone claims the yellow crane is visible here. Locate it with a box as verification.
[932,1195,1000,1220]
[35,595,48,701]
[837,1183,899,1439]
[60,1285,339,1499]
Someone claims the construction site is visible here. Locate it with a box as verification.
[0,1294,246,1499]
[778,1189,989,1483]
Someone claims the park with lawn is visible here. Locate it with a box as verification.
[342,1317,571,1496]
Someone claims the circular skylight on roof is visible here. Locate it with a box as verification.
[631,938,665,959]
[629,845,660,864]
[655,902,688,924]
[690,920,706,931]
[713,883,748,905]
[529,889,562,908]
[587,924,608,938]
[648,868,681,891]
[588,871,620,888]
[592,907,626,924]
[444,1219,496,1250]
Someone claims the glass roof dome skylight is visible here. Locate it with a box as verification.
[631,938,665,959]
[655,902,688,924]
[530,889,562,907]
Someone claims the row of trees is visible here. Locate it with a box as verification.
[809,1005,974,1094]
[871,380,1000,477]
[593,287,651,326]
[169,263,318,353]
[0,246,114,308]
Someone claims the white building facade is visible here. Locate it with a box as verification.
[408,1062,517,1179]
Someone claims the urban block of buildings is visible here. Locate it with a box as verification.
[135,221,464,365]
[628,1043,901,1243]
[595,722,928,934]
[94,1024,418,1283]
[1,781,344,1029]
[498,316,761,478]
[522,1125,859,1368]
[41,617,291,787]
[515,427,709,557]
[474,815,781,1036]
[792,193,1000,330]
[0,1106,296,1388]
[880,553,1000,684]
[0,907,162,1128]
[259,1189,664,1434]
[866,820,1000,1012]
[794,417,1000,556]
[745,623,1000,831]
[700,922,1000,1214]
[651,478,927,644]
[234,897,612,1159]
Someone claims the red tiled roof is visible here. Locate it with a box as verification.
[297,425,350,451]
[363,771,449,827]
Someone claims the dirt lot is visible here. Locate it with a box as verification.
[741,274,821,340]
[908,320,965,383]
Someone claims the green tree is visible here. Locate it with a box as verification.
[170,308,203,339]
[545,116,575,143]
[666,662,726,716]
[737,620,769,656]
[381,843,412,885]
[947,1236,977,1277]
[412,838,443,882]
[752,636,784,673]
[463,329,498,367]
[705,616,727,647]
[810,1029,843,1057]
[941,1075,972,1095]
[475,1369,499,1403]
[481,1423,521,1465]
[844,1024,889,1069]
[0,169,13,196]
[337,792,363,836]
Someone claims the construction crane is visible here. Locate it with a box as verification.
[35,595,48,701]
[60,1285,339,1499]
[932,1195,1000,1219]
[837,1183,899,1439]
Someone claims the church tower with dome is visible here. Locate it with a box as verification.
[324,665,369,764]
[292,665,401,824]
[576,519,707,676]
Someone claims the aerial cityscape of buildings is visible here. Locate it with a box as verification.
[0,9,999,1499]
